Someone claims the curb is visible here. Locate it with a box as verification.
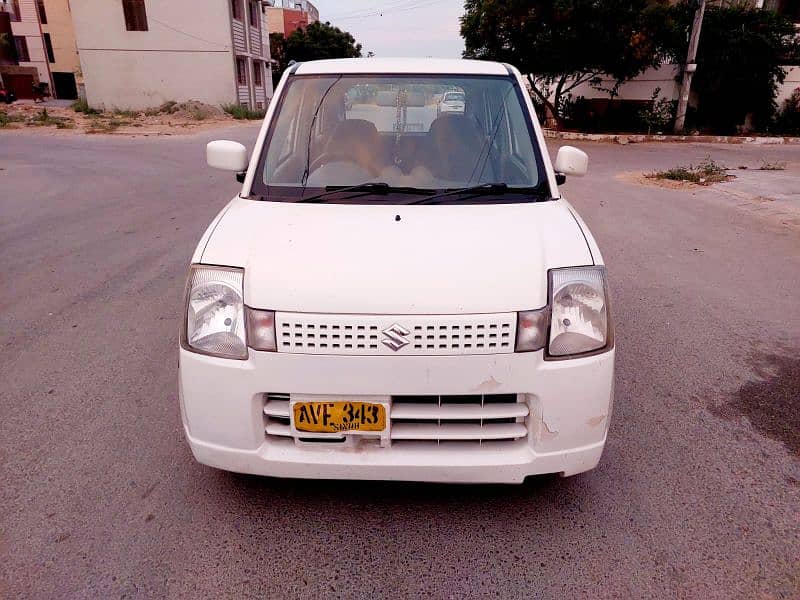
[543,130,800,145]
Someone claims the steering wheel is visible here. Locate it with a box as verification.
[309,151,379,177]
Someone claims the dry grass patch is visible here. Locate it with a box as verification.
[646,156,732,186]
[758,159,787,171]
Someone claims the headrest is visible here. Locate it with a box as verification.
[329,119,379,143]
[429,115,482,145]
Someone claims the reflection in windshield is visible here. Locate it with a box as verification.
[260,76,543,195]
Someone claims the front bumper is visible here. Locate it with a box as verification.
[178,348,615,484]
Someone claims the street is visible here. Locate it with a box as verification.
[1,127,799,598]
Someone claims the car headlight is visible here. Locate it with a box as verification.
[183,266,247,360]
[548,266,611,358]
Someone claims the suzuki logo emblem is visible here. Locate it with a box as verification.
[381,324,411,351]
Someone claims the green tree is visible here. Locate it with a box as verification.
[461,0,672,127]
[270,21,362,85]
[664,2,800,133]
[269,32,287,86]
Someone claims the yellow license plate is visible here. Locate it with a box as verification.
[292,401,386,434]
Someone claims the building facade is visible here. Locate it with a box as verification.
[40,0,81,99]
[70,0,272,110]
[0,0,51,99]
[266,0,319,37]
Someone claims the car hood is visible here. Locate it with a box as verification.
[200,197,593,314]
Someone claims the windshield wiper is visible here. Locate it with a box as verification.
[298,183,435,204]
[299,76,342,197]
[408,183,548,205]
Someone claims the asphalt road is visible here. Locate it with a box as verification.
[1,127,799,599]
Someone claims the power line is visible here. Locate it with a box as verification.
[329,0,443,22]
[327,0,429,20]
[148,16,232,50]
[341,0,443,21]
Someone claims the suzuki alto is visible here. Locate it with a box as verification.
[179,58,614,483]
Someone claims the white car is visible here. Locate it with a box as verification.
[438,90,465,114]
[180,58,614,484]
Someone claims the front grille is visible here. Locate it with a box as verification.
[263,393,528,446]
[274,312,517,356]
[263,393,298,439]
[391,394,527,444]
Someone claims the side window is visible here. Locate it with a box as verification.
[13,36,29,62]
[236,58,248,86]
[507,97,531,160]
[503,90,539,183]
[43,32,55,63]
[122,0,148,31]
[249,1,260,28]
[231,0,242,21]
[273,94,304,173]
[36,0,47,24]
[276,114,297,164]
[264,78,340,185]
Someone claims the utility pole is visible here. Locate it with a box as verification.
[674,0,706,134]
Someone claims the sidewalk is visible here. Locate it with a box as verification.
[544,129,800,145]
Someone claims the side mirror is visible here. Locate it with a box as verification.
[207,140,248,172]
[554,146,589,183]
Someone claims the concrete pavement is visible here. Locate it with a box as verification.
[1,128,798,599]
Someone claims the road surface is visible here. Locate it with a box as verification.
[1,127,798,599]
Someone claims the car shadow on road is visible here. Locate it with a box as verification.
[214,468,584,510]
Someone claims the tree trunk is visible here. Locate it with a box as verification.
[526,75,561,129]
[544,107,559,130]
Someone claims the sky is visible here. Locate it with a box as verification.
[310,1,466,59]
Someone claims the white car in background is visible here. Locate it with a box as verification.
[438,90,465,114]
[180,58,614,484]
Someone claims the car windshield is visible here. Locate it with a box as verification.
[255,74,546,201]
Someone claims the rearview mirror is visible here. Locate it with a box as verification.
[207,140,248,172]
[554,146,589,181]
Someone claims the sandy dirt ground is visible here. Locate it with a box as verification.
[0,100,258,136]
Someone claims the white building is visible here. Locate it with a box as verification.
[561,65,800,108]
[70,0,273,110]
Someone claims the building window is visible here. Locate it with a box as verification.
[36,0,47,23]
[231,0,242,21]
[13,36,29,62]
[44,32,55,63]
[122,0,148,31]
[253,61,262,86]
[249,1,259,28]
[236,58,248,86]
[10,0,20,21]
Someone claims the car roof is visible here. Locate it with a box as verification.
[294,58,510,76]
